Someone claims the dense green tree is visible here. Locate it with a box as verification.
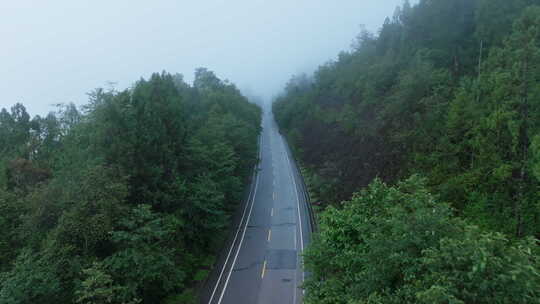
[274,0,540,237]
[275,2,540,302]
[0,69,261,303]
[304,177,540,304]
[75,262,141,304]
[103,205,186,302]
[0,190,24,271]
[0,250,62,304]
[438,5,540,236]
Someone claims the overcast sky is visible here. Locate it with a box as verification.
[1,0,406,116]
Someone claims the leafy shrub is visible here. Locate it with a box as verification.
[304,176,540,304]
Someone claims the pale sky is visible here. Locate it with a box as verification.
[0,0,406,116]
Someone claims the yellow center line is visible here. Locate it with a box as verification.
[261,260,267,278]
[267,229,272,242]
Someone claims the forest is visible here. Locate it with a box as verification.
[273,0,540,303]
[0,69,261,303]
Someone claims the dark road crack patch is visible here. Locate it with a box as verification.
[233,261,262,272]
[247,225,265,228]
[272,222,295,227]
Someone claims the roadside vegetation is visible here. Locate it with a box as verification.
[273,0,540,302]
[0,69,261,303]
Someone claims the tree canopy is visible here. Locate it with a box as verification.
[273,1,540,302]
[0,70,261,304]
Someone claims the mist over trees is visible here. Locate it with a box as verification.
[0,70,261,303]
[274,0,540,302]
[2,0,540,303]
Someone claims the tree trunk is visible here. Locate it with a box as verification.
[476,40,484,104]
[515,38,530,238]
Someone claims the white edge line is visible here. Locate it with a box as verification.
[281,134,305,302]
[283,135,304,251]
[216,135,262,304]
[208,135,262,304]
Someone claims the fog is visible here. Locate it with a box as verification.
[1,0,406,115]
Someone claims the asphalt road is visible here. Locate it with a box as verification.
[201,107,312,304]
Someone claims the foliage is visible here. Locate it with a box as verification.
[273,0,540,237]
[274,1,540,302]
[0,70,261,303]
[0,250,62,304]
[103,205,186,302]
[304,177,540,304]
[75,262,141,304]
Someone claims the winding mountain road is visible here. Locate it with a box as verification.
[201,106,313,304]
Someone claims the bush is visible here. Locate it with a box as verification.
[304,176,540,304]
[0,250,62,304]
[417,228,540,304]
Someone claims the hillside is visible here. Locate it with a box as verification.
[273,0,540,303]
[0,70,261,303]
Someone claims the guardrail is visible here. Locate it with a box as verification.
[282,136,318,233]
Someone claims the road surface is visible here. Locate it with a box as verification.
[201,107,313,304]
